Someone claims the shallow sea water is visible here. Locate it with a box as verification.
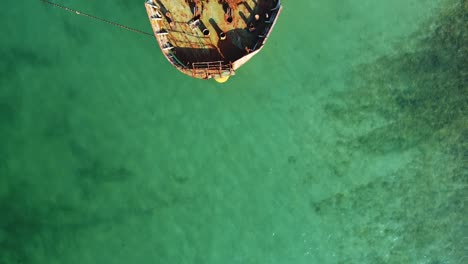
[0,0,467,263]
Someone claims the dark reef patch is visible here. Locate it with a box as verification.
[314,1,467,262]
[0,183,39,263]
[310,158,466,263]
[62,19,90,45]
[324,0,467,156]
[0,166,174,262]
[0,102,18,131]
[0,47,52,134]
[0,47,52,81]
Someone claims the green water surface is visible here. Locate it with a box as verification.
[1,0,466,263]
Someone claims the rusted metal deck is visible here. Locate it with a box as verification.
[145,0,282,80]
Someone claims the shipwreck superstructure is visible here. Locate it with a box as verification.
[145,0,282,82]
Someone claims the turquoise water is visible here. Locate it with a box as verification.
[1,0,466,263]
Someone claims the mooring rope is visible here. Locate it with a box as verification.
[39,0,154,37]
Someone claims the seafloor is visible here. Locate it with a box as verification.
[0,0,466,263]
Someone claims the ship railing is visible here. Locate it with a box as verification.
[192,61,229,69]
[192,61,231,71]
[191,61,232,78]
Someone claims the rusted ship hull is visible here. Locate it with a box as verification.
[145,0,282,81]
